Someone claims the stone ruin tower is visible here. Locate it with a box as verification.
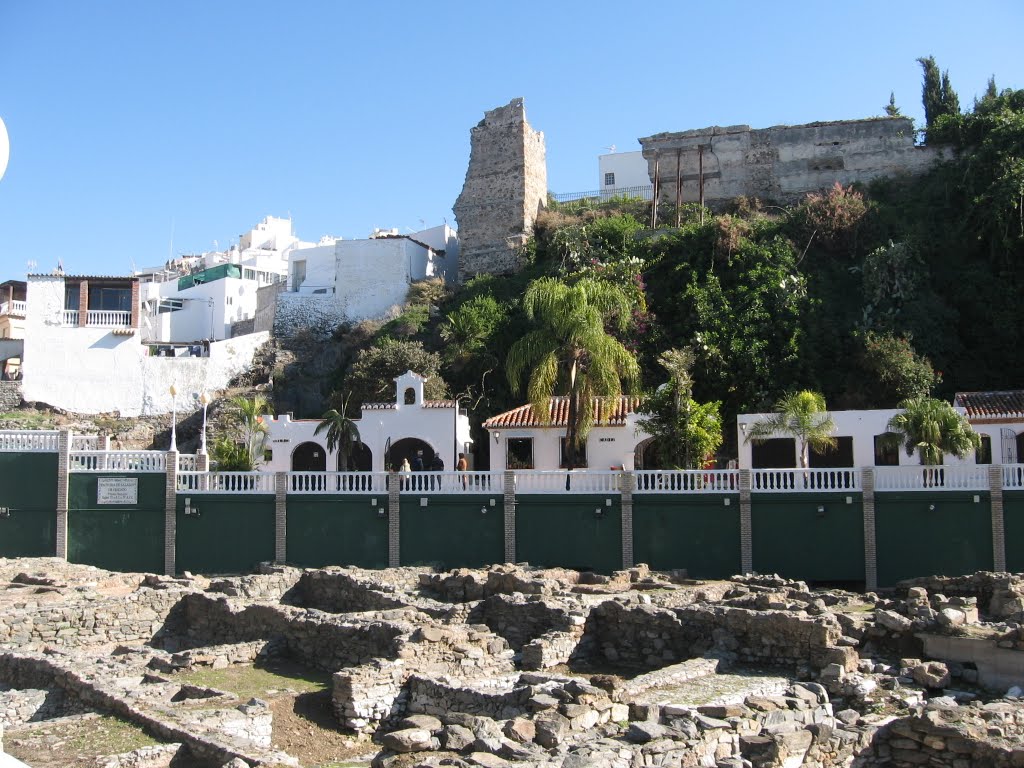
[454,98,547,281]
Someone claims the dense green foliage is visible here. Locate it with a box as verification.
[303,65,1021,466]
[886,397,981,465]
[211,395,271,470]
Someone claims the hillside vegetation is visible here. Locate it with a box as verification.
[281,73,1024,464]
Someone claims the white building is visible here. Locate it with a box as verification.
[261,371,472,473]
[21,273,268,416]
[736,394,1024,469]
[483,396,650,471]
[276,224,457,332]
[598,150,650,197]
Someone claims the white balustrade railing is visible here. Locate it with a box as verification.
[0,430,59,452]
[0,300,26,317]
[86,310,132,327]
[290,471,389,494]
[70,451,167,472]
[62,310,80,326]
[177,471,276,493]
[1003,465,1024,490]
[177,454,199,471]
[513,470,622,494]
[397,471,501,494]
[634,469,739,494]
[751,468,861,493]
[874,465,988,491]
[70,435,100,450]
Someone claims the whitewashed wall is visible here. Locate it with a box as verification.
[598,151,649,191]
[335,238,416,320]
[487,414,648,471]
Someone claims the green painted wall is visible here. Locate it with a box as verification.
[752,493,864,583]
[286,496,388,569]
[876,492,993,587]
[399,495,503,570]
[516,495,622,573]
[632,495,740,578]
[1004,491,1024,573]
[68,473,165,572]
[175,495,275,574]
[0,453,58,557]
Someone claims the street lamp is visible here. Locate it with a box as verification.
[199,392,210,455]
[169,383,178,452]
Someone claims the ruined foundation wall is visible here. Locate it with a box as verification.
[453,98,547,281]
[640,117,940,206]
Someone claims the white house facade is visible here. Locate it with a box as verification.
[598,150,650,197]
[261,371,472,473]
[483,396,650,471]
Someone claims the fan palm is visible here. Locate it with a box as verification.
[886,397,981,465]
[506,277,640,469]
[315,393,362,471]
[229,394,271,469]
[746,390,837,468]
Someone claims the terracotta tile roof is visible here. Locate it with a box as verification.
[954,390,1024,419]
[483,396,643,428]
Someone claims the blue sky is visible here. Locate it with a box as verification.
[0,1,1020,277]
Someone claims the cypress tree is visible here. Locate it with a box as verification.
[917,56,942,127]
[885,91,903,117]
[940,70,960,117]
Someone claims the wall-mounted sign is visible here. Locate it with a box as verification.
[97,477,138,505]
[599,437,616,442]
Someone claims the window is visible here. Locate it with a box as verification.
[404,387,415,405]
[506,438,533,470]
[158,299,183,314]
[976,435,992,465]
[604,172,615,187]
[809,436,853,468]
[88,286,132,312]
[560,437,588,468]
[64,284,80,311]
[874,434,900,466]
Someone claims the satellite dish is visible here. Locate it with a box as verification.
[0,116,9,182]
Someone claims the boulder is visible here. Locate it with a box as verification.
[381,727,435,753]
[912,661,951,689]
[876,610,913,632]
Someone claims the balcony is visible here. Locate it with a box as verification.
[0,300,26,318]
[62,310,132,328]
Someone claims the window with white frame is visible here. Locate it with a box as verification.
[604,172,615,187]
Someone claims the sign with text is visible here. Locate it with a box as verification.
[97,477,139,505]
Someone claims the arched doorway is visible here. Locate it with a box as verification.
[292,441,327,471]
[389,437,436,471]
[634,437,656,469]
[338,442,373,472]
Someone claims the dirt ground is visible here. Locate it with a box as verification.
[4,713,171,768]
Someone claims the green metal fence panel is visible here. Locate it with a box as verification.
[286,496,388,569]
[175,495,275,574]
[876,492,993,587]
[1004,491,1024,573]
[515,495,622,574]
[67,474,166,573]
[632,495,740,578]
[0,453,58,557]
[752,493,865,583]
[399,495,503,570]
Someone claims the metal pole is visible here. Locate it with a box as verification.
[675,149,682,227]
[651,155,660,229]
[698,145,705,225]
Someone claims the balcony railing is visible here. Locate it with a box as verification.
[635,469,739,494]
[0,300,26,317]
[752,468,861,493]
[70,451,166,473]
[290,471,389,494]
[60,310,132,327]
[513,470,623,494]
[63,310,79,325]
[177,471,276,494]
[874,465,988,491]
[0,430,59,452]
[397,471,501,494]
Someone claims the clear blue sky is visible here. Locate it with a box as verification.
[0,1,1020,277]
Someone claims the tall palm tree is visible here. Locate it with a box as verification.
[315,393,362,471]
[886,397,980,465]
[506,277,640,469]
[746,390,837,468]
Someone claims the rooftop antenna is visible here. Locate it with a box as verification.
[168,217,175,262]
[603,144,616,153]
[25,259,37,275]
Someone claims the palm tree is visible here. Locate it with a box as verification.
[886,397,980,465]
[746,390,837,468]
[506,277,640,469]
[315,393,361,471]
[230,394,271,469]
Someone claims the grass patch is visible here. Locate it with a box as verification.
[0,411,53,428]
[173,660,331,700]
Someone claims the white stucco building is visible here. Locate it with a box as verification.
[275,225,458,332]
[598,150,650,197]
[261,371,472,473]
[483,396,650,471]
[736,394,1024,469]
[21,273,268,416]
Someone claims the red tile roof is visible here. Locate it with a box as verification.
[954,390,1024,419]
[483,396,642,428]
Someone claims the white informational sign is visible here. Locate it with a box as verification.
[97,477,139,505]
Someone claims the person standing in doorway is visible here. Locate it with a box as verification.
[457,452,469,489]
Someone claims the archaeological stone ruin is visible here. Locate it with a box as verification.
[453,98,547,282]
[2,557,1024,767]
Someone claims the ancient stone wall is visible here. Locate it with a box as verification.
[640,117,941,206]
[0,382,20,411]
[453,98,547,281]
